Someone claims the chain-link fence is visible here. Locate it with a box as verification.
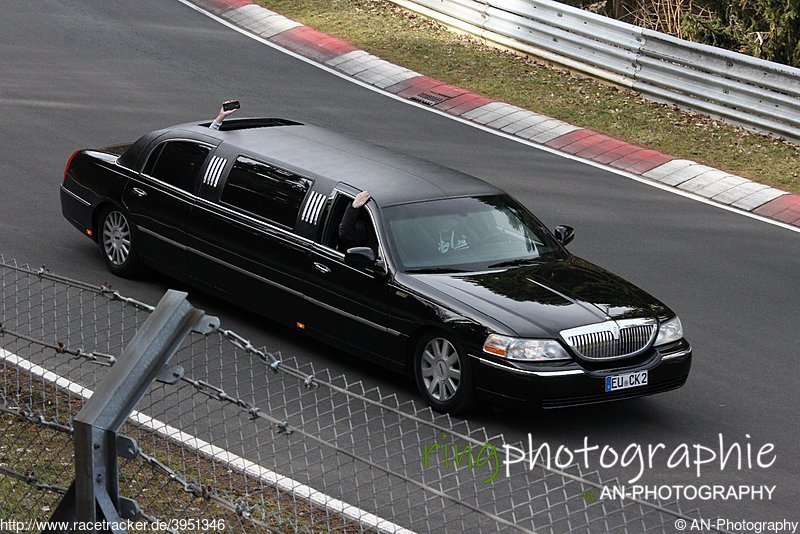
[0,256,719,533]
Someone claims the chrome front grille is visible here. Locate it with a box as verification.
[561,319,657,360]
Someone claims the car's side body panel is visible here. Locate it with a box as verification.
[188,192,312,326]
[123,172,192,280]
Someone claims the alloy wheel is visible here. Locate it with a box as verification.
[420,337,462,402]
[102,210,132,266]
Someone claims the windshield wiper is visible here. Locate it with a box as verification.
[487,258,542,268]
[404,267,469,274]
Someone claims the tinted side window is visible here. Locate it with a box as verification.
[221,156,311,228]
[143,141,210,192]
[323,194,378,255]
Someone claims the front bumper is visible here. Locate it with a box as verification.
[471,338,692,409]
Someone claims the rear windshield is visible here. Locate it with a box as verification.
[118,133,157,170]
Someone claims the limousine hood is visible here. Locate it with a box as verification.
[408,255,669,338]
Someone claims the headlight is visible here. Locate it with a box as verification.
[483,334,571,361]
[654,316,683,346]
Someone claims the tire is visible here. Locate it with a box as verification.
[414,331,475,415]
[99,206,140,277]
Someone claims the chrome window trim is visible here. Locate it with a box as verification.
[99,159,133,179]
[129,174,197,205]
[192,194,314,247]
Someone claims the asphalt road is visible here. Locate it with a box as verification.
[1,0,799,526]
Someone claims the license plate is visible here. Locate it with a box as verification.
[605,370,648,392]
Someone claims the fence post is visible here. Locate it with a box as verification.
[45,290,213,532]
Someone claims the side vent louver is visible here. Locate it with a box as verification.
[203,156,227,188]
[301,191,326,225]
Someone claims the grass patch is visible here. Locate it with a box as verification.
[257,0,800,193]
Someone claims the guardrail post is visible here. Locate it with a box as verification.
[45,290,212,533]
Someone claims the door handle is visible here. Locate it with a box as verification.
[131,187,148,198]
[313,262,331,274]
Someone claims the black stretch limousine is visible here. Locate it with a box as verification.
[60,117,691,413]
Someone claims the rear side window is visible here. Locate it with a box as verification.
[221,156,312,228]
[143,140,211,192]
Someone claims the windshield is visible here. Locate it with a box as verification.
[383,195,567,272]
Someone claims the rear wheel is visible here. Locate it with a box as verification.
[99,206,140,277]
[414,332,475,414]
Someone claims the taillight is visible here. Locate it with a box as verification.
[63,150,81,183]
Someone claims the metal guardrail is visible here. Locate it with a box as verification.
[388,0,800,142]
[0,256,717,532]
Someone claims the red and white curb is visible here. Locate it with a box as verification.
[188,0,800,229]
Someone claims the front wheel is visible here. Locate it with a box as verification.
[414,332,475,415]
[99,206,140,277]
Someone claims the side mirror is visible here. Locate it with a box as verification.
[345,247,377,269]
[345,247,388,276]
[554,225,575,247]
